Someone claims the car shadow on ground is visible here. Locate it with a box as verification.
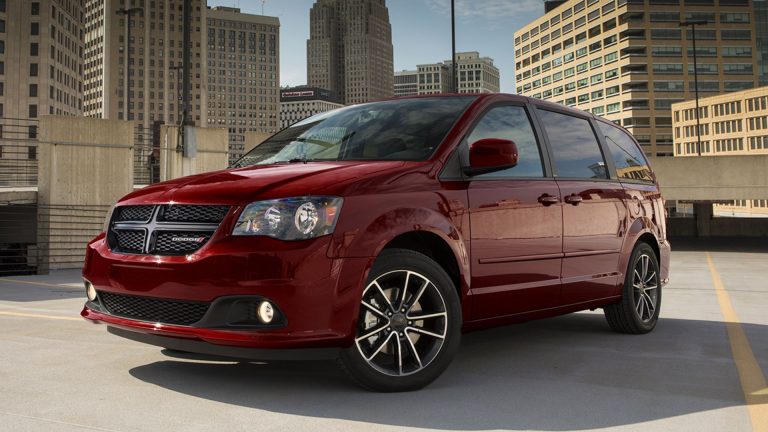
[129,313,755,430]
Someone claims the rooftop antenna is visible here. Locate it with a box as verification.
[260,0,267,15]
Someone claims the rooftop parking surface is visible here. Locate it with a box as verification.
[1,238,766,432]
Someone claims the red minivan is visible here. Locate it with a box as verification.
[82,94,670,392]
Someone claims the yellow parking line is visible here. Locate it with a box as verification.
[0,311,82,322]
[706,252,768,432]
[0,278,79,289]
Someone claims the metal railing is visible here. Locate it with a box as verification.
[0,118,40,188]
[0,118,163,188]
[134,123,161,186]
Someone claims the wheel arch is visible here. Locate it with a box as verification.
[616,217,662,295]
[381,231,465,306]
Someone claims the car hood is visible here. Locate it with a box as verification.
[118,161,406,205]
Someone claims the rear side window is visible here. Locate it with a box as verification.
[537,109,607,179]
[467,105,544,178]
[598,122,654,182]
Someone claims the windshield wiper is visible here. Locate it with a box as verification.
[287,157,313,164]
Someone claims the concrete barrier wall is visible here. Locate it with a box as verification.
[158,126,229,181]
[36,116,134,273]
[243,131,272,156]
[652,155,768,201]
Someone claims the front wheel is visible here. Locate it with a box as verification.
[339,249,461,392]
[604,242,661,334]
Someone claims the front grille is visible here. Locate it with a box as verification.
[116,205,154,222]
[107,204,229,256]
[160,205,229,223]
[98,291,209,325]
[154,231,212,255]
[114,230,146,253]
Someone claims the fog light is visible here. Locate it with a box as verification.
[257,301,274,324]
[85,281,97,301]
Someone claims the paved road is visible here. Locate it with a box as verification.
[1,245,766,432]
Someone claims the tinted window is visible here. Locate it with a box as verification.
[598,122,653,182]
[538,109,607,179]
[467,106,544,178]
[234,97,476,167]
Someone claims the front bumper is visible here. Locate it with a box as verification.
[82,233,373,351]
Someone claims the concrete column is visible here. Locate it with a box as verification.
[36,116,134,273]
[694,202,713,237]
[158,126,228,181]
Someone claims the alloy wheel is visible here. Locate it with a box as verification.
[633,253,659,322]
[355,270,448,377]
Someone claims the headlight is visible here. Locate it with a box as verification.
[103,205,116,233]
[232,196,343,240]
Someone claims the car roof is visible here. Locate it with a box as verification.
[391,92,596,119]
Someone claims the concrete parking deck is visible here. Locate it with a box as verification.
[0,239,766,432]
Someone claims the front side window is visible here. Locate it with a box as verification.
[598,122,653,182]
[233,97,476,167]
[538,109,607,179]
[466,105,544,178]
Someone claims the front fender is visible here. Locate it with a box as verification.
[327,191,471,317]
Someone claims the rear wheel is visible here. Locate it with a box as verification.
[604,242,661,334]
[339,249,461,392]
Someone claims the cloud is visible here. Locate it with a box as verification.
[423,0,543,19]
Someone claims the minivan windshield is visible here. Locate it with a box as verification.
[232,97,476,168]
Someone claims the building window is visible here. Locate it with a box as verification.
[721,30,751,40]
[29,84,37,97]
[30,43,39,56]
[30,63,38,76]
[31,2,40,15]
[29,105,38,118]
[31,22,39,36]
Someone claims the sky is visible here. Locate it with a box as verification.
[208,0,546,93]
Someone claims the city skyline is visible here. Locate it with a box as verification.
[208,0,544,93]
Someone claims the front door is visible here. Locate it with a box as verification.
[466,104,564,319]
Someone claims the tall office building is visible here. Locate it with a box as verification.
[0,0,85,120]
[412,52,501,95]
[513,0,761,157]
[206,6,280,164]
[394,70,418,97]
[448,52,501,94]
[83,0,207,130]
[672,86,768,217]
[416,63,450,95]
[280,86,343,129]
[672,85,768,156]
[307,0,394,104]
[0,0,85,187]
[757,0,768,85]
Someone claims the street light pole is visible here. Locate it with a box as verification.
[451,0,457,93]
[116,5,143,122]
[680,20,708,156]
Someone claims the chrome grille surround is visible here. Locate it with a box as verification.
[107,204,229,256]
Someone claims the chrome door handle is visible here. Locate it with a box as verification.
[564,194,583,205]
[538,194,559,206]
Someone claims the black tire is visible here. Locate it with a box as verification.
[338,248,462,392]
[604,242,661,334]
